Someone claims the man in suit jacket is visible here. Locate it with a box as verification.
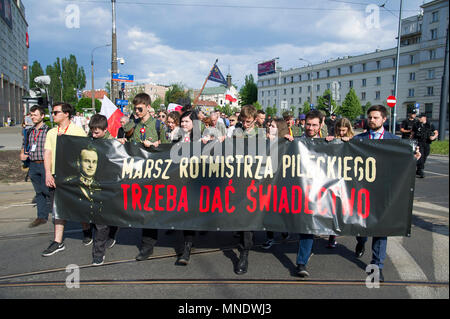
[354,105,420,282]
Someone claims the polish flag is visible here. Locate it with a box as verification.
[225,89,237,103]
[99,95,124,137]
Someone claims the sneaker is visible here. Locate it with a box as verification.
[296,264,310,278]
[42,241,65,257]
[83,236,93,246]
[262,239,275,249]
[92,255,105,266]
[106,238,116,249]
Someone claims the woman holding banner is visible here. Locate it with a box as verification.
[175,110,199,265]
[325,117,355,249]
[261,118,292,250]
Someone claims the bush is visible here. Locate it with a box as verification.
[430,140,449,155]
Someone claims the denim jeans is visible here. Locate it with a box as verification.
[28,162,51,220]
[356,236,387,269]
[296,234,314,266]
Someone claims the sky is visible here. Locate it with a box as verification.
[23,0,428,92]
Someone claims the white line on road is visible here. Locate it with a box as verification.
[423,170,449,177]
[387,237,447,298]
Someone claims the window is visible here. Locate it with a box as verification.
[425,103,433,119]
[362,79,366,87]
[428,69,435,79]
[327,83,331,89]
[291,87,294,94]
[376,77,381,85]
[283,77,287,84]
[392,58,396,67]
[291,98,294,104]
[316,72,320,79]
[261,91,264,97]
[362,63,366,72]
[431,29,438,40]
[274,89,277,96]
[392,74,396,83]
[408,89,415,97]
[349,65,353,73]
[299,75,302,81]
[410,55,415,64]
[308,86,311,93]
[376,61,381,70]
[291,76,294,83]
[375,91,380,100]
[283,89,287,95]
[299,87,302,93]
[274,99,277,106]
[431,11,438,23]
[299,97,302,104]
[361,92,366,100]
[307,73,311,80]
[409,72,416,81]
[429,49,436,60]
[316,84,320,92]
[349,80,353,88]
[327,70,330,78]
[427,87,434,96]
[338,68,341,76]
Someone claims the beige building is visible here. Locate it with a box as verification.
[124,82,169,102]
[257,0,449,125]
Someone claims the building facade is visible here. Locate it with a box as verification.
[257,0,448,124]
[124,82,169,103]
[0,0,28,126]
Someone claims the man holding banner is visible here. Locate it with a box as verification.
[122,93,166,261]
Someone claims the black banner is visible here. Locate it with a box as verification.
[55,135,417,236]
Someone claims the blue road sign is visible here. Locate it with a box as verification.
[115,99,129,106]
[112,73,134,82]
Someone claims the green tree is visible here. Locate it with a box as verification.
[302,101,311,114]
[317,89,338,115]
[76,97,101,113]
[216,104,233,117]
[165,83,188,106]
[239,74,258,106]
[46,58,62,102]
[252,101,263,111]
[339,88,362,121]
[61,54,86,104]
[29,61,44,88]
[265,105,277,118]
[152,97,163,112]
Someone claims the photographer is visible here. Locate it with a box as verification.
[411,113,438,178]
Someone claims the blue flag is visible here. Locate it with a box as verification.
[208,64,227,85]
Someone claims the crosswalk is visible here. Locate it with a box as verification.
[387,201,449,298]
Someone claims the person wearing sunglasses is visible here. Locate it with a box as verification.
[41,102,91,257]
[121,93,168,261]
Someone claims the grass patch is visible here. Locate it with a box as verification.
[0,150,28,183]
[430,140,449,155]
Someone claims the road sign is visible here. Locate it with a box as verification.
[386,96,396,108]
[112,73,134,82]
[115,99,129,106]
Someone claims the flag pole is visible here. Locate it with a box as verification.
[193,59,218,107]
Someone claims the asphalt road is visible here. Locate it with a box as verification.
[0,126,448,306]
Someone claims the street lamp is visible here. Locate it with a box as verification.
[91,44,111,110]
[299,58,314,107]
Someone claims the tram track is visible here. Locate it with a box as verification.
[0,246,448,289]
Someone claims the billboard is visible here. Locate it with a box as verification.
[0,0,13,29]
[258,59,276,76]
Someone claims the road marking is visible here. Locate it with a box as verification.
[413,201,449,214]
[423,171,449,177]
[388,237,448,298]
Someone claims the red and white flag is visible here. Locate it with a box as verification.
[99,96,124,137]
[225,89,237,103]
